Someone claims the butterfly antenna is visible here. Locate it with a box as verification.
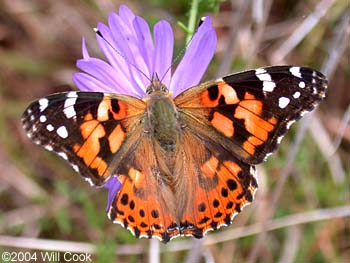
[94,28,151,83]
[159,17,206,84]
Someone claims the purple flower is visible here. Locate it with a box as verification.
[73,5,217,211]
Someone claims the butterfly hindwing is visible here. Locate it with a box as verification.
[107,119,258,242]
[107,135,180,242]
[175,66,327,164]
[171,129,258,238]
[22,91,146,186]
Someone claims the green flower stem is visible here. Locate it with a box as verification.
[186,0,200,42]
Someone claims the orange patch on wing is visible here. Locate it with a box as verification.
[90,156,108,176]
[244,92,256,100]
[241,136,264,155]
[239,100,263,115]
[200,156,219,178]
[80,120,99,139]
[223,160,242,175]
[97,98,128,122]
[211,112,234,137]
[128,167,144,189]
[200,90,218,107]
[248,135,264,145]
[234,106,274,141]
[73,143,80,153]
[218,82,239,104]
[84,113,93,121]
[268,116,278,125]
[200,82,240,107]
[242,140,256,155]
[108,124,126,153]
[110,100,128,120]
[75,122,106,174]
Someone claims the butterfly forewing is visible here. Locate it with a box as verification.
[175,66,327,164]
[22,91,146,186]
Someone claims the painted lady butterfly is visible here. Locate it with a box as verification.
[22,65,327,242]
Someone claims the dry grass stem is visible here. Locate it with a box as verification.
[271,0,336,64]
[0,206,348,254]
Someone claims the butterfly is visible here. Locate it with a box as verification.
[22,65,327,242]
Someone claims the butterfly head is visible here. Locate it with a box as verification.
[146,73,171,98]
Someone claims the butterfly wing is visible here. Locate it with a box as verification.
[106,111,258,242]
[107,134,180,242]
[170,129,257,238]
[174,66,327,164]
[22,91,146,186]
[23,91,181,242]
[167,66,327,238]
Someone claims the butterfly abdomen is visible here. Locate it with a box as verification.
[146,92,181,153]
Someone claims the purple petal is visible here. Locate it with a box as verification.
[106,14,150,94]
[73,73,118,93]
[153,20,174,87]
[104,176,122,212]
[95,22,145,97]
[81,38,90,60]
[77,58,122,88]
[76,57,139,95]
[95,23,134,85]
[118,5,135,27]
[134,16,154,76]
[170,17,217,97]
[73,73,138,97]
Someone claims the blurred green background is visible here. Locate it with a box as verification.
[0,0,349,262]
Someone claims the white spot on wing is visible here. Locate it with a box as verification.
[67,92,78,98]
[44,145,53,151]
[263,81,276,92]
[39,115,47,123]
[299,81,306,88]
[256,73,271,81]
[72,164,80,172]
[39,98,49,112]
[264,152,273,160]
[293,91,301,99]
[63,93,78,119]
[83,177,94,186]
[255,68,267,74]
[57,126,68,138]
[277,136,283,144]
[289,67,302,78]
[286,120,296,129]
[64,106,76,119]
[278,97,290,108]
[58,152,68,160]
[46,124,54,132]
[300,110,307,117]
[256,70,276,92]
